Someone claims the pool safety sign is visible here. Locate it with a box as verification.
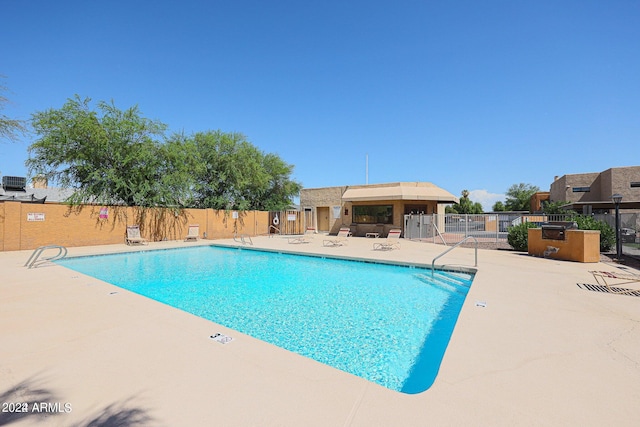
[27,213,45,222]
[210,333,234,344]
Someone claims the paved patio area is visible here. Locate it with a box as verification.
[1,236,639,426]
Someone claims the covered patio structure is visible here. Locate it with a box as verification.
[300,182,459,237]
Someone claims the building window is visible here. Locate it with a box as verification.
[572,187,590,192]
[352,205,393,224]
[631,182,640,188]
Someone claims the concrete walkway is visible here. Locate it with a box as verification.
[1,236,639,426]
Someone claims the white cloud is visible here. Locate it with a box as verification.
[468,189,505,212]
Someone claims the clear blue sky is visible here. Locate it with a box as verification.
[2,0,639,210]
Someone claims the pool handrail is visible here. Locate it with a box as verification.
[268,225,280,237]
[233,233,253,245]
[431,236,478,277]
[25,245,68,269]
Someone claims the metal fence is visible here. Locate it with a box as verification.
[404,213,518,244]
[596,212,640,258]
[272,210,640,257]
[403,213,640,257]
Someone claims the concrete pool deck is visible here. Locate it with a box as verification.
[1,236,639,426]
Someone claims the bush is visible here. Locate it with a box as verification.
[507,221,538,251]
[569,214,615,252]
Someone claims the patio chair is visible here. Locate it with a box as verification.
[126,225,148,245]
[288,227,316,244]
[589,270,640,295]
[184,224,200,242]
[323,227,351,247]
[373,229,402,251]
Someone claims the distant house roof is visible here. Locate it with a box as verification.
[341,182,459,203]
[0,187,74,203]
[0,194,47,203]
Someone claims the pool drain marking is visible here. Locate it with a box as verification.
[210,333,234,344]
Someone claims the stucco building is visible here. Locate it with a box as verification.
[300,182,459,237]
[549,166,640,213]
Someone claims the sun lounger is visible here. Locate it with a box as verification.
[126,225,148,245]
[589,270,640,295]
[288,227,316,244]
[185,224,200,242]
[373,229,402,251]
[323,227,351,247]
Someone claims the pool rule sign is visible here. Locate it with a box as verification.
[27,212,45,221]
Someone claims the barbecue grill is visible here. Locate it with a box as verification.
[541,221,578,241]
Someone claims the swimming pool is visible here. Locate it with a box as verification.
[57,245,473,393]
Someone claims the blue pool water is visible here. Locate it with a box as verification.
[57,246,473,393]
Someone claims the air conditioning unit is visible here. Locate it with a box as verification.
[2,176,27,191]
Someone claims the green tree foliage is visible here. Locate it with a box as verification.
[255,152,303,210]
[492,201,506,212]
[27,96,175,206]
[543,200,568,214]
[504,183,540,212]
[447,189,483,214]
[0,76,28,142]
[27,97,301,210]
[507,221,538,251]
[185,130,301,210]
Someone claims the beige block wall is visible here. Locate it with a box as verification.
[0,202,21,251]
[207,210,270,239]
[0,202,270,252]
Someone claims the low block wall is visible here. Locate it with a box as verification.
[528,228,600,263]
[0,202,270,252]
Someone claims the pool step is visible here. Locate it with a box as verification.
[432,271,472,288]
[414,271,471,294]
[441,271,472,285]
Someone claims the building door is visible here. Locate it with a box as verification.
[317,207,330,232]
[304,208,313,231]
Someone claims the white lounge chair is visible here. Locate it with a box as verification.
[126,225,148,245]
[185,224,200,242]
[323,227,351,247]
[288,227,316,244]
[373,229,401,250]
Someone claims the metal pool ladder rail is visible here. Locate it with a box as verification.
[24,245,68,269]
[431,236,478,277]
[233,233,253,245]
